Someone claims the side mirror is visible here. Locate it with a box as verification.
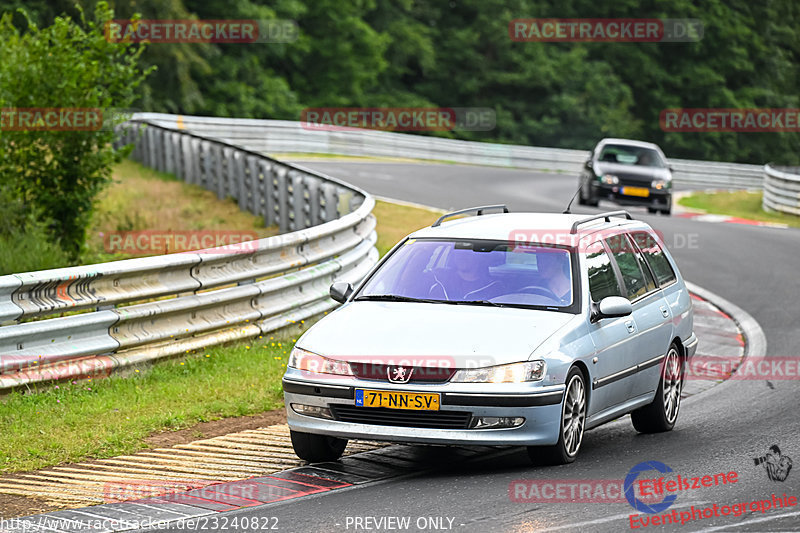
[586,160,594,169]
[593,296,632,322]
[330,281,353,304]
[668,164,674,172]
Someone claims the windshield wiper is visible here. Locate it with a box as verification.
[354,294,444,304]
[455,300,510,308]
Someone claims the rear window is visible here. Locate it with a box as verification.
[597,144,666,168]
[630,232,677,286]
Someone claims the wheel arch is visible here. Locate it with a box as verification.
[570,360,592,408]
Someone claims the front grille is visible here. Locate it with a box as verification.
[330,405,471,429]
[618,177,651,187]
[350,362,455,384]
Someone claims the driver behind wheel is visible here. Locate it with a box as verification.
[536,250,572,302]
[430,248,500,301]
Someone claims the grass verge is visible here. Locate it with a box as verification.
[678,190,800,228]
[83,159,279,263]
[373,199,442,256]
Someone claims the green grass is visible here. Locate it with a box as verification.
[678,190,800,228]
[83,160,279,263]
[0,337,292,474]
[374,199,442,256]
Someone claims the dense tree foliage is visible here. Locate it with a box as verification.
[3,0,799,165]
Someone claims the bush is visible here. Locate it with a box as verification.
[0,2,152,262]
[0,184,71,274]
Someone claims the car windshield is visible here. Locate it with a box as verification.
[357,239,574,309]
[598,144,665,168]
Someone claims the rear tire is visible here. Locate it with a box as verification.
[631,345,683,433]
[290,430,348,462]
[660,207,672,215]
[528,367,586,465]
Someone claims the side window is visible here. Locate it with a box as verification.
[586,241,623,302]
[604,234,649,301]
[630,231,677,286]
[630,235,657,293]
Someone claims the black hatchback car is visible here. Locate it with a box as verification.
[579,138,673,215]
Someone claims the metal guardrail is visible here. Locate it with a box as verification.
[0,120,378,390]
[133,113,765,189]
[763,164,800,216]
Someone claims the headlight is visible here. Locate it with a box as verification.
[450,360,546,383]
[287,347,353,376]
[652,179,671,190]
[600,174,619,185]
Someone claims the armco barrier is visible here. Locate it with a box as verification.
[0,119,378,390]
[132,113,764,189]
[763,164,800,216]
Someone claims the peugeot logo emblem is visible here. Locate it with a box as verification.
[388,365,412,383]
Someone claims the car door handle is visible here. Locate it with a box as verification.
[660,306,670,318]
[625,320,636,334]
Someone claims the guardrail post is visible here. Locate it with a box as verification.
[275,166,289,232]
[289,170,304,231]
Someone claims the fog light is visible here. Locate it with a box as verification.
[469,416,525,429]
[291,403,334,420]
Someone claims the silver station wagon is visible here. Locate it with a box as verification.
[283,207,697,465]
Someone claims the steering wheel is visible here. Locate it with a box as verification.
[517,285,561,301]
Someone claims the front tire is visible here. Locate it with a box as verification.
[631,345,683,433]
[290,430,348,462]
[528,367,586,465]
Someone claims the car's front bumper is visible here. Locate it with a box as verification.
[592,182,672,208]
[282,373,565,446]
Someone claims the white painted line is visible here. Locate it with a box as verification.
[373,195,447,213]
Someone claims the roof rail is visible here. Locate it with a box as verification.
[432,205,509,227]
[570,210,633,234]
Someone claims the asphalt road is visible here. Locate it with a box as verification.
[166,161,800,532]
